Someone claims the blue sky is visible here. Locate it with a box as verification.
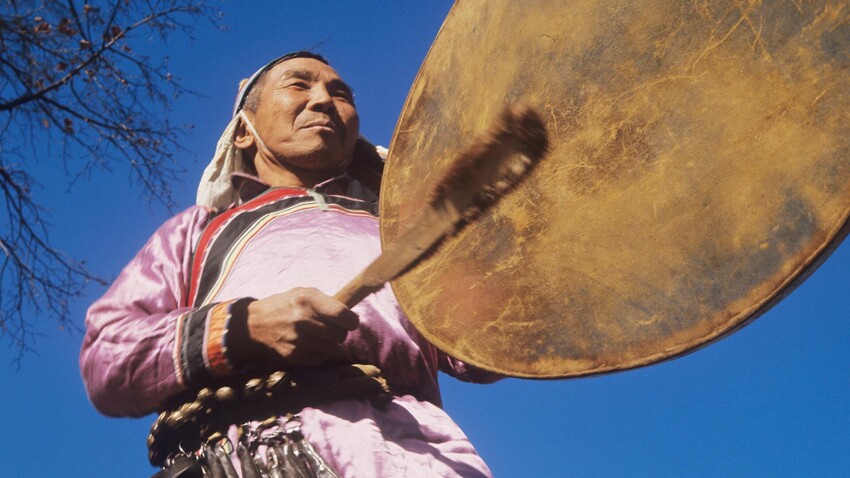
[1,2,849,476]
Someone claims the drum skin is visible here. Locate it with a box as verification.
[379,0,850,378]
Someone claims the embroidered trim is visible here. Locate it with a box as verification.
[204,302,233,378]
[188,191,377,307]
[175,301,228,386]
[187,188,307,307]
[172,312,190,388]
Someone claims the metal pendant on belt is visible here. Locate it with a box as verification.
[250,415,341,478]
[151,454,205,478]
[152,415,340,478]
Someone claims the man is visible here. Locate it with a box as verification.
[80,51,498,477]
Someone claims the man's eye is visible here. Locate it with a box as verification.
[334,90,353,102]
[285,81,309,89]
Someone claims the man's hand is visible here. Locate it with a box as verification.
[243,287,359,366]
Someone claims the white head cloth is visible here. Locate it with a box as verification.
[195,111,250,209]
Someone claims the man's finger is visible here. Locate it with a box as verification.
[297,288,360,330]
[324,307,359,331]
[298,319,349,345]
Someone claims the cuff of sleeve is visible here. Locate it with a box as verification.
[222,297,257,370]
[173,297,255,387]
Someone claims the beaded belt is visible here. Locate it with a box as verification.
[148,364,390,477]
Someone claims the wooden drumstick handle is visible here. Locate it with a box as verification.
[334,271,385,309]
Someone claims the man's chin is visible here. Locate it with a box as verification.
[280,151,351,176]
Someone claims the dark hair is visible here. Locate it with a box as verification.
[239,51,330,113]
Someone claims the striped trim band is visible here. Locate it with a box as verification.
[173,298,253,386]
[188,190,377,308]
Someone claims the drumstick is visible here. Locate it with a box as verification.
[334,103,548,308]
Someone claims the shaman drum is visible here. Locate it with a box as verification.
[380,0,850,378]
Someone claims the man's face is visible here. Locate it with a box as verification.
[247,57,359,177]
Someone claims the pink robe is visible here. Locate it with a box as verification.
[80,177,497,477]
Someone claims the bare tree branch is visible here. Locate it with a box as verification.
[0,0,220,359]
[0,3,199,112]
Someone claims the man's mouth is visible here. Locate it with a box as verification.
[302,119,345,139]
[304,121,334,130]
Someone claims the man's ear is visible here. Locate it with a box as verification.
[234,115,255,151]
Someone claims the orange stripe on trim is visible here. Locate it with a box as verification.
[205,302,233,377]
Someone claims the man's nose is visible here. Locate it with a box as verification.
[307,85,334,112]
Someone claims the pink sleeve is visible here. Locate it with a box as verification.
[79,206,239,417]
